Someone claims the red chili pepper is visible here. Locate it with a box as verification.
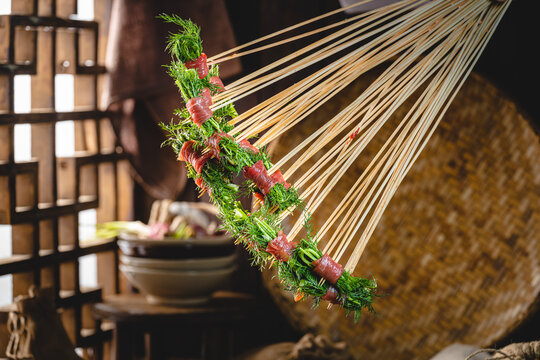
[350,128,360,141]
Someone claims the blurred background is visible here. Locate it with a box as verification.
[0,0,538,359]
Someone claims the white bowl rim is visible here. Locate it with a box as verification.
[119,263,236,276]
[119,253,236,265]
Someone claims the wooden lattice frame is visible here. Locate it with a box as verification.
[0,0,131,357]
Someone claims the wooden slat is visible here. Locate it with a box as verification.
[77,29,96,76]
[32,123,56,204]
[0,152,123,173]
[99,118,115,153]
[39,220,54,250]
[12,224,35,298]
[57,29,75,76]
[97,159,118,295]
[10,0,34,15]
[0,63,35,75]
[15,172,36,208]
[59,214,76,247]
[0,64,105,75]
[95,0,111,85]
[60,260,76,298]
[62,307,77,346]
[0,240,116,275]
[0,159,38,176]
[0,77,10,115]
[30,26,54,257]
[11,224,34,255]
[40,264,55,289]
[10,16,98,30]
[96,251,116,296]
[57,157,76,201]
[59,287,102,309]
[38,0,54,17]
[31,27,53,111]
[0,17,9,64]
[12,195,98,223]
[82,302,97,331]
[76,119,99,153]
[116,160,132,222]
[76,65,106,75]
[57,0,76,20]
[14,25,35,66]
[79,164,97,198]
[0,109,110,124]
[0,176,9,223]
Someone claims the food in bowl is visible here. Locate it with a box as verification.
[96,201,226,240]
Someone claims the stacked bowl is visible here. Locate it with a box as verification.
[118,234,236,306]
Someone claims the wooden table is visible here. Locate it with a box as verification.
[93,292,256,360]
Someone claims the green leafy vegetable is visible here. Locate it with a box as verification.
[159,15,378,321]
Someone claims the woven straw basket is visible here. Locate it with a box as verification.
[265,72,540,360]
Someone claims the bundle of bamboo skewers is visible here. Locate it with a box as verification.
[159,0,511,317]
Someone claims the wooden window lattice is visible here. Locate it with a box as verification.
[0,0,131,356]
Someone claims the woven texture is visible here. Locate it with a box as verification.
[265,72,540,360]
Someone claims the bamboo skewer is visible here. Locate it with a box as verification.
[346,4,508,270]
[235,0,476,150]
[334,4,502,268]
[208,12,371,65]
[208,0,381,63]
[211,0,430,109]
[286,15,473,209]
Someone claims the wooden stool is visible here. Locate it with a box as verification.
[93,292,256,360]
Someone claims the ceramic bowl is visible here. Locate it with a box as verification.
[119,264,236,306]
[119,253,236,271]
[117,234,235,259]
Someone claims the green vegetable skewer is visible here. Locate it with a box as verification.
[159,15,377,320]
